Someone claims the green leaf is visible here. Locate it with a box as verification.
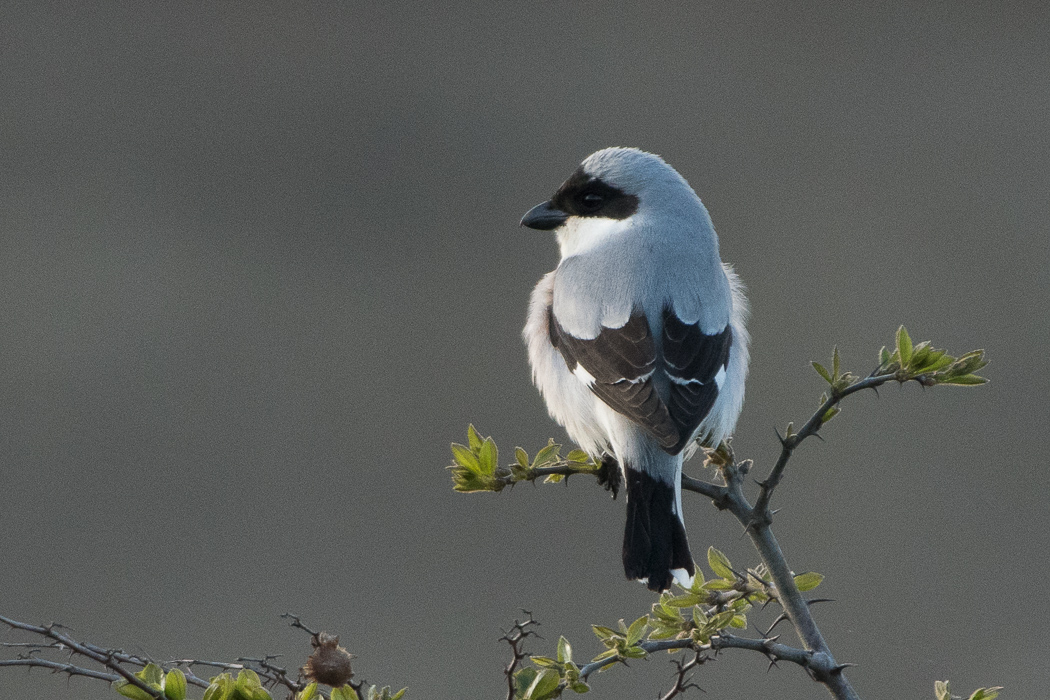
[707,546,735,580]
[793,571,824,592]
[626,616,648,645]
[909,340,931,365]
[514,669,538,699]
[812,362,832,383]
[449,468,493,492]
[467,424,483,452]
[532,440,561,467]
[543,473,565,484]
[566,449,590,464]
[968,688,1004,700]
[927,353,955,372]
[569,680,590,693]
[622,645,647,659]
[952,350,988,374]
[296,682,318,700]
[450,443,481,473]
[729,614,747,629]
[557,636,572,664]
[202,680,227,700]
[665,594,702,608]
[879,345,891,367]
[821,406,841,424]
[113,680,156,700]
[139,664,165,688]
[934,681,951,700]
[590,649,618,663]
[914,349,951,373]
[897,325,913,365]
[592,625,617,641]
[939,374,988,386]
[515,447,530,468]
[390,690,407,700]
[331,687,359,700]
[478,438,499,476]
[525,669,561,700]
[530,656,559,669]
[700,579,734,591]
[708,611,737,631]
[237,670,262,689]
[647,626,679,640]
[165,669,188,700]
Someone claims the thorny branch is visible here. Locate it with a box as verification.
[0,612,356,700]
[0,657,122,683]
[0,614,173,699]
[660,650,705,700]
[574,634,812,682]
[501,611,541,700]
[751,372,897,522]
[533,366,914,700]
[649,368,912,699]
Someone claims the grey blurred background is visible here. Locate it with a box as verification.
[2,3,1047,698]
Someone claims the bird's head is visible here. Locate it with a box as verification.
[520,147,704,259]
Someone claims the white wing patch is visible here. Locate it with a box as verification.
[573,364,597,386]
[714,366,727,390]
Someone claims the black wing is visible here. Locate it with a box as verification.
[662,308,733,453]
[548,306,680,450]
[549,305,733,455]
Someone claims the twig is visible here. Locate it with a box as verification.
[710,440,872,698]
[660,650,706,700]
[280,613,319,638]
[0,615,167,699]
[751,373,896,521]
[0,613,335,698]
[500,611,540,700]
[0,657,120,682]
[680,475,729,503]
[575,634,810,683]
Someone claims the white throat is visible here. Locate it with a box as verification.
[555,216,632,260]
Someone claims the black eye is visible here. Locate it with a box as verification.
[581,192,604,209]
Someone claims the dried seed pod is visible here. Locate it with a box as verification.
[302,632,355,687]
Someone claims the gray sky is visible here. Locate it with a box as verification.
[2,3,1048,698]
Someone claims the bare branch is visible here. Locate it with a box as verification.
[660,650,706,700]
[0,613,354,699]
[280,612,320,638]
[0,614,167,699]
[0,657,120,682]
[752,372,896,521]
[500,611,541,700]
[680,474,729,503]
[710,454,862,700]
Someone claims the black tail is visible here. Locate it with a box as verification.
[622,467,694,592]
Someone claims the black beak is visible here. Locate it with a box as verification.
[520,200,568,231]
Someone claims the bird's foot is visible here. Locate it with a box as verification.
[596,454,621,499]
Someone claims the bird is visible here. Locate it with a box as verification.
[521,147,749,592]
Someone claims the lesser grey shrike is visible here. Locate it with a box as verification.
[521,147,749,591]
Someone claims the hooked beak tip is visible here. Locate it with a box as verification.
[520,201,568,231]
